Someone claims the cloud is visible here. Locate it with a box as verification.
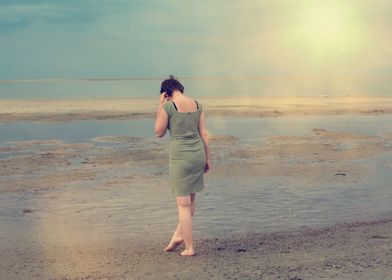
[0,0,130,32]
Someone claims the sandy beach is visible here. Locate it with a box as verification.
[0,96,392,122]
[0,96,391,279]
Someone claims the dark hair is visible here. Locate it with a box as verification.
[160,75,184,97]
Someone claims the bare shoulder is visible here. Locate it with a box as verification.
[184,95,202,105]
[183,95,196,102]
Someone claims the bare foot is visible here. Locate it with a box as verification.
[180,248,195,257]
[163,239,183,251]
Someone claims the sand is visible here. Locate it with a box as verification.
[1,217,391,279]
[0,96,392,279]
[0,96,392,122]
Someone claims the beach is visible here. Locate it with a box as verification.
[0,96,392,122]
[0,96,391,279]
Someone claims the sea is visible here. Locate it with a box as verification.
[1,77,392,98]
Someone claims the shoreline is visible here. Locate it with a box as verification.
[0,96,392,122]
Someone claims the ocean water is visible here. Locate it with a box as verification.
[1,78,392,98]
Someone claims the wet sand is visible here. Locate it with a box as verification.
[1,97,392,279]
[1,217,391,279]
[0,96,392,122]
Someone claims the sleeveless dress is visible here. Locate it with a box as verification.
[163,100,206,196]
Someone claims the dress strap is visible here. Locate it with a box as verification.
[194,100,199,110]
[171,101,178,111]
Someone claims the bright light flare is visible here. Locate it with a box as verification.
[296,1,364,56]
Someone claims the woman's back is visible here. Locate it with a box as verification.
[170,96,198,113]
[163,98,202,139]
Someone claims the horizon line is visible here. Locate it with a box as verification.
[1,75,392,83]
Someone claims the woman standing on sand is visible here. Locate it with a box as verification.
[155,75,210,257]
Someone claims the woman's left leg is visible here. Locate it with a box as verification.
[163,193,196,253]
[163,222,183,252]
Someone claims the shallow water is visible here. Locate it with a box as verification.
[0,115,391,241]
[0,115,391,145]
[199,166,392,236]
[0,153,391,241]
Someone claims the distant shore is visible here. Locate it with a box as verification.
[0,96,392,122]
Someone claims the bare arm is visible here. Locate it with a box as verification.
[198,110,211,173]
[154,95,169,137]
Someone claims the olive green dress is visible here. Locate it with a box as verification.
[163,100,206,196]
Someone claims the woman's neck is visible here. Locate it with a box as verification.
[171,91,183,100]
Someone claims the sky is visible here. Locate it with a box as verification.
[1,0,392,80]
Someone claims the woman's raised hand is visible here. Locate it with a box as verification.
[160,92,169,104]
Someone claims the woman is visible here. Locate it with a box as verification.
[154,75,210,257]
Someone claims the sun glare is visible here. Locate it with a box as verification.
[296,1,363,56]
[306,5,344,43]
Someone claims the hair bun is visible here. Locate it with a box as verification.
[160,75,184,96]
